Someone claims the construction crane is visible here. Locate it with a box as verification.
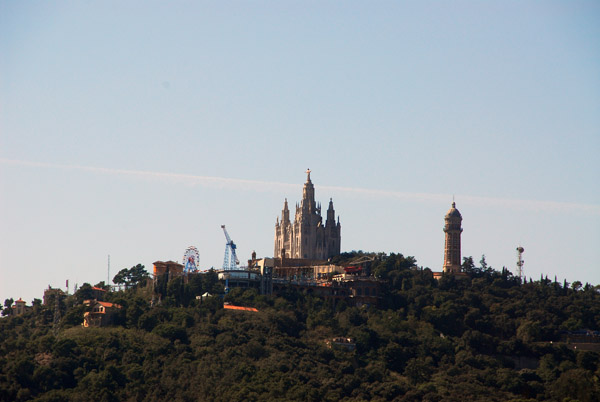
[221,225,240,270]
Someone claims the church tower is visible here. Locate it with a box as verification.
[274,170,341,260]
[443,201,463,273]
[274,199,292,258]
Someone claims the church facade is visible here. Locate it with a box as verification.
[274,170,341,260]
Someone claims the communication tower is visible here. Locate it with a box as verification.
[516,246,525,281]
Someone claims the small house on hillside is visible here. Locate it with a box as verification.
[12,298,28,315]
[82,300,122,327]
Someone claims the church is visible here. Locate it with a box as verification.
[274,170,341,260]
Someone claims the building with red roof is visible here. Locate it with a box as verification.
[83,300,122,327]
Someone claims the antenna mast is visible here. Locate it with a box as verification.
[108,255,110,287]
[516,246,525,281]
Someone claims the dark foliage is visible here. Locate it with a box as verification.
[113,264,150,290]
[1,254,599,401]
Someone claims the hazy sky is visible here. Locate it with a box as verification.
[1,1,599,304]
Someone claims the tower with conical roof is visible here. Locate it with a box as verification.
[274,170,341,260]
[443,201,463,273]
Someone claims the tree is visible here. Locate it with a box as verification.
[462,256,478,275]
[516,320,540,343]
[551,369,599,402]
[32,298,42,313]
[62,304,87,327]
[479,254,492,274]
[126,297,149,328]
[113,264,150,289]
[74,283,94,304]
[128,264,150,288]
[404,357,432,385]
[2,298,14,316]
[113,269,128,288]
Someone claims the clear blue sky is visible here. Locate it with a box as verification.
[1,1,599,303]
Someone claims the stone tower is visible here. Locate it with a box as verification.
[443,201,463,273]
[274,170,341,260]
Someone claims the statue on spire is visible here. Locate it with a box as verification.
[306,168,311,181]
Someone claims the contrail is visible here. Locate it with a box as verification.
[1,158,599,216]
[321,184,600,215]
[0,157,297,192]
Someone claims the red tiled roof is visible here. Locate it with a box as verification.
[91,287,107,292]
[97,301,121,309]
[223,305,259,312]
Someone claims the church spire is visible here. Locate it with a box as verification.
[301,169,316,213]
[326,198,335,226]
[281,198,290,224]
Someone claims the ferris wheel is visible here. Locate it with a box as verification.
[183,246,200,273]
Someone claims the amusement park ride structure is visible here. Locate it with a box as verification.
[183,246,200,274]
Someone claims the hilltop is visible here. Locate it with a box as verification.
[1,253,599,401]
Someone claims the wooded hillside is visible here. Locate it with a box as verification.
[1,253,599,401]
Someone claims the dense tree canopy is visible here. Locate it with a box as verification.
[1,254,599,401]
[2,298,14,317]
[112,264,150,290]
